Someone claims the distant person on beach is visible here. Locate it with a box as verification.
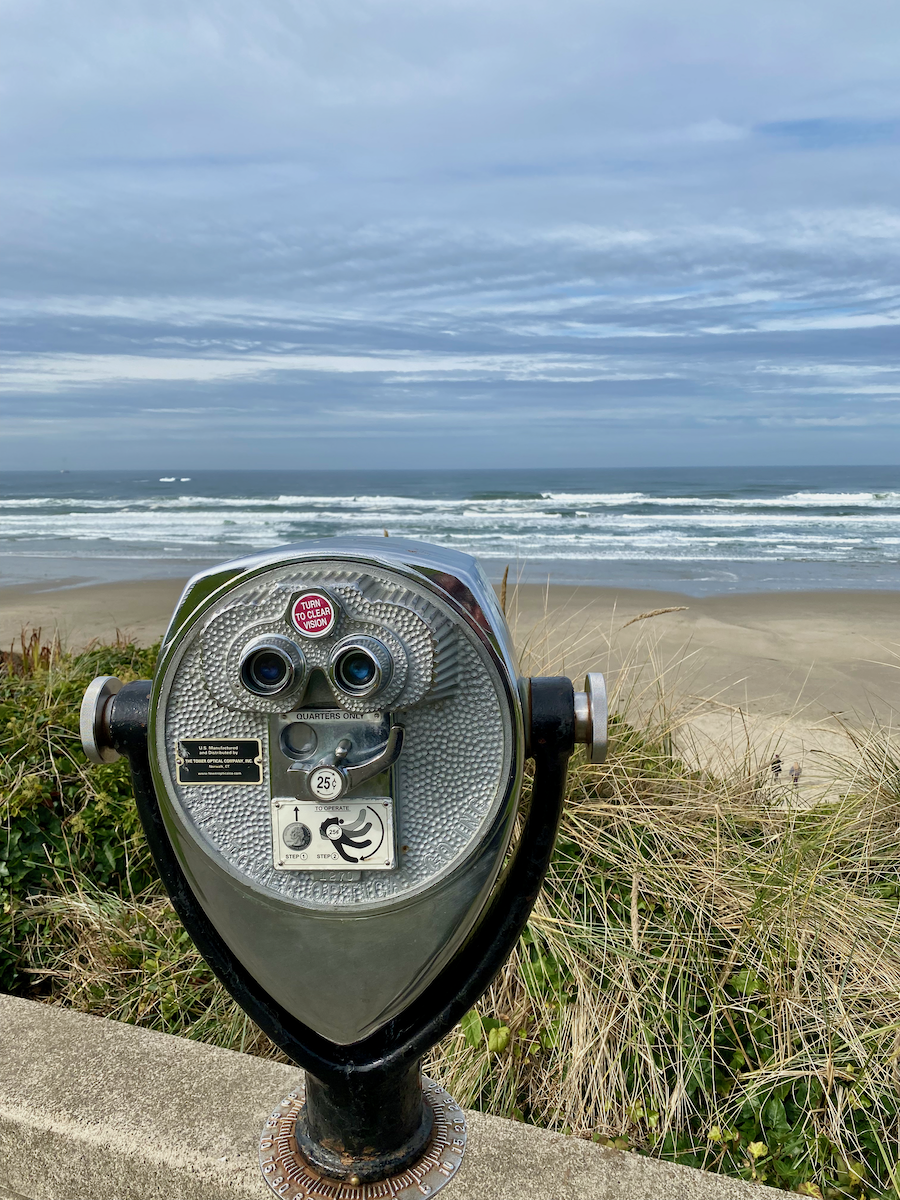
[771,754,782,781]
[789,762,801,788]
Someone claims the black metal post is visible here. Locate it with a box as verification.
[295,1060,432,1182]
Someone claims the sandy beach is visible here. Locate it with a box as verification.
[502,583,900,792]
[3,575,898,792]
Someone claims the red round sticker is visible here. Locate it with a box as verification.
[290,591,337,638]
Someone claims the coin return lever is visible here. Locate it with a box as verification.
[286,724,404,802]
[81,537,607,1199]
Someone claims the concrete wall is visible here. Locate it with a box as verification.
[0,995,781,1200]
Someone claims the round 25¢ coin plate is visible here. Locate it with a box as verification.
[259,1075,467,1199]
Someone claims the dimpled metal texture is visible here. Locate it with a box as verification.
[157,561,511,911]
[199,577,439,715]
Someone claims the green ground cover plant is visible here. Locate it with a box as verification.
[3,630,900,1197]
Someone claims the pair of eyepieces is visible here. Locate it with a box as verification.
[239,635,392,700]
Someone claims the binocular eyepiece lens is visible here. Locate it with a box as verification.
[337,649,378,690]
[330,638,393,698]
[239,638,304,697]
[250,651,290,689]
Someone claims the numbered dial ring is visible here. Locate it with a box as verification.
[259,1076,467,1200]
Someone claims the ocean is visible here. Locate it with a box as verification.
[2,466,900,596]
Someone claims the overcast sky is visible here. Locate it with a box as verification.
[3,0,900,469]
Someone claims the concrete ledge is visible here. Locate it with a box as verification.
[0,995,780,1200]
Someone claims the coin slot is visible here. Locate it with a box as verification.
[281,722,319,759]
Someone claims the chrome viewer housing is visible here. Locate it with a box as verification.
[79,535,608,1199]
[149,539,523,1045]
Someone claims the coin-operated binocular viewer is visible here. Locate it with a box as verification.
[81,538,606,1199]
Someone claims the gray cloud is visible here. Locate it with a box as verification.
[2,0,900,466]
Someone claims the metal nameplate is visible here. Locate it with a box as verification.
[176,738,263,785]
[271,798,395,870]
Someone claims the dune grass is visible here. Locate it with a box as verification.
[3,627,900,1198]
